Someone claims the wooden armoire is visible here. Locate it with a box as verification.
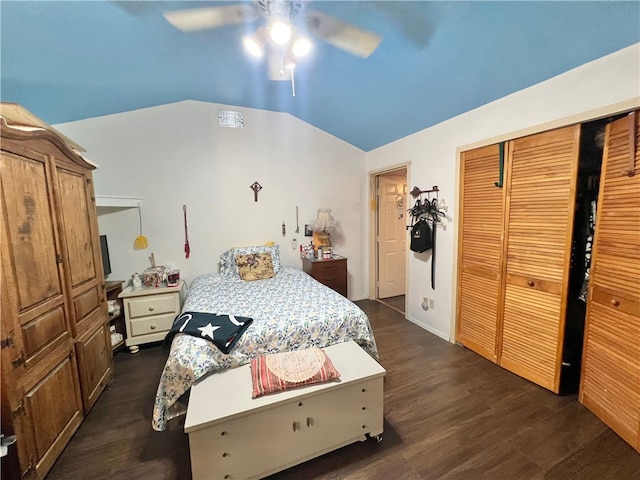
[1,104,113,479]
[456,110,639,452]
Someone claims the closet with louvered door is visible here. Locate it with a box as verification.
[579,110,640,453]
[499,125,580,393]
[455,144,505,362]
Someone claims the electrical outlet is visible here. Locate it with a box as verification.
[428,298,435,309]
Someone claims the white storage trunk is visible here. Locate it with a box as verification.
[185,341,386,480]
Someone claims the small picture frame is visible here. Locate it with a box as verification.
[304,224,313,237]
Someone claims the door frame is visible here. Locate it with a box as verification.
[368,162,410,314]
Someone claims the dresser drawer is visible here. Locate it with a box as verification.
[129,313,175,337]
[127,293,178,319]
[312,260,346,277]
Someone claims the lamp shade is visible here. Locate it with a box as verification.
[310,209,339,233]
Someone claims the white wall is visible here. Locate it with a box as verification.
[55,101,368,298]
[54,43,639,339]
[366,43,640,341]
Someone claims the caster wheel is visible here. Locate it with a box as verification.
[375,435,383,443]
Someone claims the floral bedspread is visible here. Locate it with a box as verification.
[152,267,378,431]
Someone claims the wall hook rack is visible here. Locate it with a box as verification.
[410,185,439,198]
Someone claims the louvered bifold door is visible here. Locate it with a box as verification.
[456,144,505,362]
[580,111,640,452]
[499,125,580,392]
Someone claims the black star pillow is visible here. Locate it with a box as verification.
[164,311,253,354]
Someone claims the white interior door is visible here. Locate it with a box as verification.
[377,175,407,299]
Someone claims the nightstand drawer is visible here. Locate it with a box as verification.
[127,293,177,319]
[312,261,346,277]
[129,313,176,337]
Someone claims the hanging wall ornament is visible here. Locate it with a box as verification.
[183,204,190,259]
[250,181,262,202]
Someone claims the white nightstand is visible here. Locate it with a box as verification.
[118,281,186,353]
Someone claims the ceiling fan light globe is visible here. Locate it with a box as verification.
[270,21,291,45]
[292,38,311,57]
[243,36,263,57]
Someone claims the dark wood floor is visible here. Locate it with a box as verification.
[46,300,639,480]
[377,295,405,314]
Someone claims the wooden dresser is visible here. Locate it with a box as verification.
[302,255,348,297]
[1,104,112,479]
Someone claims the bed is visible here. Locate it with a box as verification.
[152,248,378,431]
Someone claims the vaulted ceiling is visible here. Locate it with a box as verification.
[1,1,638,151]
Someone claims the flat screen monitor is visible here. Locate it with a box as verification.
[100,235,111,278]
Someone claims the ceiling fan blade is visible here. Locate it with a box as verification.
[305,10,381,58]
[164,4,259,32]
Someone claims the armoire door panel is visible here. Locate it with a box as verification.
[20,304,67,358]
[0,152,63,310]
[580,111,640,452]
[500,124,580,392]
[76,322,112,412]
[1,149,73,374]
[72,284,102,326]
[20,344,83,476]
[56,164,106,338]
[56,167,98,288]
[456,144,505,361]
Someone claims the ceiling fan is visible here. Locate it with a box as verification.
[163,0,382,82]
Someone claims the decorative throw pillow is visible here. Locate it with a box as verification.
[236,252,275,281]
[250,347,341,398]
[220,245,282,278]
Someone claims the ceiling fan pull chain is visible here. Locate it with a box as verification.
[291,68,296,97]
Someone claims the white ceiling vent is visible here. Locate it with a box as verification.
[218,110,244,128]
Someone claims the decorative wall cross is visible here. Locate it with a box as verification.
[250,181,262,202]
